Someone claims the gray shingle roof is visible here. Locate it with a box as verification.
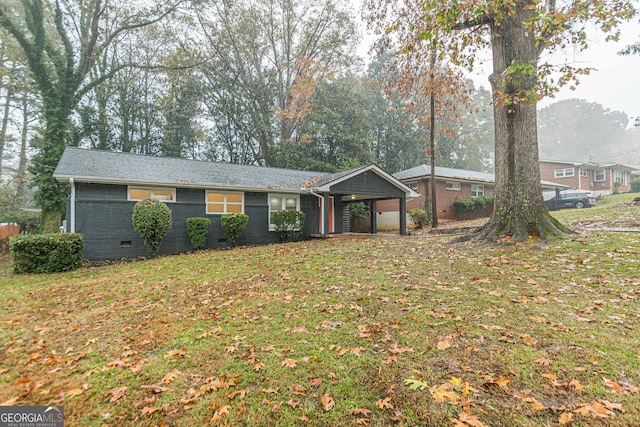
[394,164,569,190]
[394,164,495,183]
[54,147,329,192]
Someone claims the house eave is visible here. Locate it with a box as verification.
[53,174,310,194]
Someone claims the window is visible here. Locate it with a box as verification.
[128,187,175,202]
[554,168,574,178]
[595,169,605,181]
[445,182,461,191]
[471,184,484,197]
[614,171,626,185]
[407,182,419,191]
[206,191,244,214]
[580,169,588,177]
[269,194,300,230]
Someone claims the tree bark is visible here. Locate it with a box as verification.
[456,1,570,243]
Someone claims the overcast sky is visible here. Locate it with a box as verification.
[356,11,640,122]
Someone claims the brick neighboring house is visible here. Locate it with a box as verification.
[375,164,567,229]
[539,160,638,197]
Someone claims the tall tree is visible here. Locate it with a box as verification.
[538,99,628,161]
[365,0,635,242]
[0,0,184,231]
[195,0,358,166]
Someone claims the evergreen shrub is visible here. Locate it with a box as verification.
[10,233,84,273]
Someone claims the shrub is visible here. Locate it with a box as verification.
[132,198,172,257]
[186,217,211,249]
[274,210,305,241]
[220,213,249,246]
[10,233,84,274]
[348,202,369,218]
[453,196,494,214]
[408,208,430,228]
[631,177,640,193]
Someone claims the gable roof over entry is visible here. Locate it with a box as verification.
[53,147,419,198]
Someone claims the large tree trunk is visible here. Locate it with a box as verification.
[457,1,570,243]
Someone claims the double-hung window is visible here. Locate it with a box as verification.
[206,191,244,214]
[595,170,605,182]
[614,171,626,185]
[471,184,484,197]
[269,194,300,230]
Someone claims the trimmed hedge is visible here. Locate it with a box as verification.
[9,233,84,274]
[132,198,172,257]
[220,213,249,246]
[186,217,211,249]
[274,210,305,241]
[631,177,640,193]
[453,196,494,214]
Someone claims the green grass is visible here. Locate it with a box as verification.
[0,193,639,426]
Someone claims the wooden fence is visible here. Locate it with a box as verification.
[0,224,21,239]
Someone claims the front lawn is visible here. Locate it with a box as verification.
[0,194,638,426]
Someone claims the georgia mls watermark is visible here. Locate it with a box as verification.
[0,406,64,427]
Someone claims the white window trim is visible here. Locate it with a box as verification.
[594,169,606,182]
[471,184,484,198]
[407,182,419,190]
[614,171,626,185]
[445,181,461,191]
[268,193,301,231]
[205,191,245,215]
[580,169,588,177]
[128,186,176,202]
[554,168,574,178]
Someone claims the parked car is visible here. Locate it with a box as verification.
[545,191,596,211]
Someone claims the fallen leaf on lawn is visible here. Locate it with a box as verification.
[227,389,248,400]
[164,349,187,359]
[376,397,393,409]
[261,388,279,394]
[559,412,573,424]
[521,334,537,346]
[270,401,283,412]
[161,369,182,384]
[349,408,373,416]
[65,388,85,398]
[104,386,127,403]
[535,357,552,366]
[430,383,458,404]
[141,406,164,416]
[437,338,452,350]
[452,411,488,427]
[483,375,511,392]
[351,347,365,357]
[289,384,307,395]
[0,397,20,406]
[573,400,624,418]
[286,399,300,408]
[356,418,370,425]
[308,377,322,387]
[321,393,335,411]
[211,404,231,422]
[291,326,308,333]
[282,358,297,368]
[568,379,584,391]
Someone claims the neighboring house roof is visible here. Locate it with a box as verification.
[54,147,418,197]
[395,164,495,183]
[394,164,569,190]
[540,159,639,172]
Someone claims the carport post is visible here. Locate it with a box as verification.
[323,193,330,235]
[399,197,407,235]
[370,200,377,234]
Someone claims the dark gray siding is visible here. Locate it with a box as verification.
[69,183,320,260]
[329,171,406,198]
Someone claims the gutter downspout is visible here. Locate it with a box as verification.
[69,177,76,233]
[309,189,324,235]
